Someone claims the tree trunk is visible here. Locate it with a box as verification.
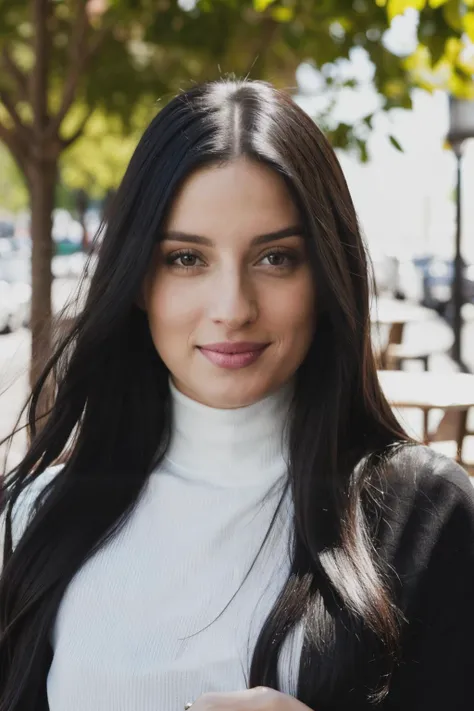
[27,0,56,425]
[28,159,57,397]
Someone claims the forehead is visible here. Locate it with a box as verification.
[164,158,300,239]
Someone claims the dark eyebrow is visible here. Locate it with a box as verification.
[161,225,304,247]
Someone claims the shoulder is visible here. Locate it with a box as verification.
[383,443,474,514]
[376,444,474,585]
[9,464,64,549]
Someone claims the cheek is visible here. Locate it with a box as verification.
[146,278,200,339]
[263,274,315,339]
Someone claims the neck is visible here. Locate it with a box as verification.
[164,379,293,487]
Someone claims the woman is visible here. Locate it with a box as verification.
[1,80,474,711]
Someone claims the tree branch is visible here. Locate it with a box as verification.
[0,117,29,179]
[47,7,109,140]
[1,47,30,103]
[63,0,90,88]
[0,88,31,141]
[61,107,95,148]
[32,0,52,138]
[0,117,10,144]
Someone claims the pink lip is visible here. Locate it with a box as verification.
[198,342,269,370]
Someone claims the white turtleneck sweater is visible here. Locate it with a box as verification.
[10,381,303,711]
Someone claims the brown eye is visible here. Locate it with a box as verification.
[165,250,204,269]
[178,254,198,267]
[267,253,287,266]
[259,250,297,268]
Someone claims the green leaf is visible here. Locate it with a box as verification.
[388,135,404,152]
[464,12,474,42]
[442,0,464,31]
[357,138,369,163]
[271,6,294,22]
[387,0,426,22]
[253,0,274,12]
[363,114,374,129]
[426,35,446,65]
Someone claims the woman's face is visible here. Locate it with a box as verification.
[143,157,316,408]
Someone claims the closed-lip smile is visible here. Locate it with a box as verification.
[199,342,268,354]
[197,342,269,369]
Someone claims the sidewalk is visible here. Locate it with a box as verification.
[0,277,83,472]
[0,328,28,471]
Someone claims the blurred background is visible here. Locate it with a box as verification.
[1,0,474,472]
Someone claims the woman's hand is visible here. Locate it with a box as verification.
[187,686,312,710]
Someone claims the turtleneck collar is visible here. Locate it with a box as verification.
[164,379,293,487]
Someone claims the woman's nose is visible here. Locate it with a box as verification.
[208,271,258,329]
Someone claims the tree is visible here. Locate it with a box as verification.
[0,143,28,212]
[61,0,474,203]
[0,0,473,395]
[386,0,474,98]
[60,102,154,202]
[0,0,227,392]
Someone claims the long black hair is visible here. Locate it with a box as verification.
[0,80,411,710]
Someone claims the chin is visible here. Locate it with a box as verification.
[203,380,269,410]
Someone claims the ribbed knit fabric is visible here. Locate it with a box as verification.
[39,380,301,711]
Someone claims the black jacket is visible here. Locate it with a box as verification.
[354,444,474,710]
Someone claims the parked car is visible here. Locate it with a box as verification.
[370,251,425,303]
[0,235,17,257]
[52,209,84,255]
[395,255,474,315]
[395,257,424,302]
[0,246,30,284]
[0,219,14,238]
[370,252,399,296]
[420,257,474,314]
[0,234,31,332]
[0,281,11,333]
[0,280,30,333]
